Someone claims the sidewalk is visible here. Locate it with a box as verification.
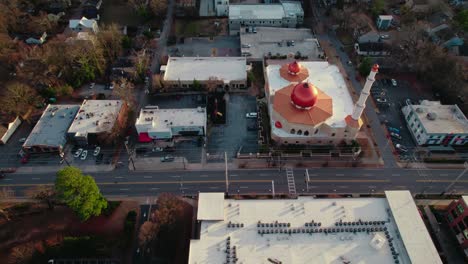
[15,164,114,174]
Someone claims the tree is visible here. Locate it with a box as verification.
[114,77,136,110]
[97,23,123,64]
[55,167,108,221]
[152,193,185,227]
[138,221,159,246]
[358,57,372,77]
[205,76,220,92]
[132,49,150,80]
[193,79,202,90]
[454,9,468,31]
[371,0,384,17]
[0,82,41,116]
[8,243,35,264]
[149,0,168,18]
[152,74,163,92]
[30,185,56,210]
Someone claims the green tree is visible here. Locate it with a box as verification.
[454,9,468,31]
[193,79,201,90]
[358,57,372,77]
[371,0,384,16]
[55,167,108,221]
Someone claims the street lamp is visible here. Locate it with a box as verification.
[440,161,468,196]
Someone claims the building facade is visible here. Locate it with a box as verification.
[402,101,468,146]
[161,57,248,91]
[228,2,304,35]
[445,196,468,259]
[135,106,206,142]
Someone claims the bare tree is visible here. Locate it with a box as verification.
[27,185,56,210]
[149,0,168,17]
[114,77,136,110]
[138,221,159,246]
[132,49,150,80]
[0,82,41,117]
[8,243,35,264]
[152,74,163,92]
[97,23,123,64]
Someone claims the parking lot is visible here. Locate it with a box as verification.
[169,36,240,57]
[371,78,433,158]
[206,94,258,161]
[0,122,34,168]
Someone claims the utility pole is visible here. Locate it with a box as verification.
[225,152,229,194]
[440,161,468,196]
[305,169,310,192]
[272,180,275,198]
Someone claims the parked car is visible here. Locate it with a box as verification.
[246,112,258,118]
[405,98,412,106]
[89,82,95,89]
[160,155,175,162]
[18,138,26,143]
[347,60,352,65]
[390,132,402,140]
[388,126,400,134]
[74,148,83,158]
[108,83,114,90]
[164,146,176,152]
[95,153,104,164]
[380,34,390,39]
[80,150,88,160]
[395,144,408,153]
[391,79,397,86]
[376,98,387,103]
[152,147,163,152]
[21,154,30,164]
[93,146,101,156]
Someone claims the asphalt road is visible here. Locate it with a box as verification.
[2,167,467,198]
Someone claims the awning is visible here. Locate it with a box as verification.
[138,132,152,143]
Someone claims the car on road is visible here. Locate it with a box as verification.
[18,138,26,143]
[395,144,408,153]
[21,154,30,164]
[80,150,88,160]
[160,155,175,162]
[391,79,397,86]
[0,173,5,179]
[246,112,258,118]
[390,132,402,140]
[376,98,387,103]
[388,127,400,134]
[93,146,101,156]
[74,148,83,158]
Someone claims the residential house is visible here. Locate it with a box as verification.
[427,24,464,50]
[354,32,391,56]
[69,17,99,34]
[0,116,21,145]
[376,15,393,30]
[82,0,102,20]
[25,32,47,45]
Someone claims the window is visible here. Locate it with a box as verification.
[290,129,295,134]
[331,133,335,137]
[297,130,302,135]
[296,141,299,144]
[314,129,319,134]
[304,131,309,136]
[458,221,466,233]
[447,213,454,223]
[464,216,468,228]
[452,209,460,218]
[284,141,288,144]
[457,204,465,214]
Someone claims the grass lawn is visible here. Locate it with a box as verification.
[174,18,228,37]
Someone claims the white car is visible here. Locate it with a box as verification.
[380,34,390,39]
[18,138,26,143]
[93,146,101,156]
[89,82,95,89]
[391,79,397,86]
[376,98,387,103]
[80,150,88,160]
[152,147,163,152]
[246,112,258,118]
[390,132,402,140]
[395,144,408,153]
[74,148,83,158]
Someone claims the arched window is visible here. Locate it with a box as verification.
[314,129,319,134]
[331,133,336,137]
[290,129,296,134]
[297,130,302,135]
[304,131,309,136]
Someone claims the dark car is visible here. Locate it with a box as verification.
[95,153,104,164]
[164,146,176,152]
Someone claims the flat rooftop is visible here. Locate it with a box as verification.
[23,104,80,148]
[266,61,354,128]
[135,106,206,133]
[240,27,323,60]
[68,100,124,135]
[189,191,441,264]
[229,4,286,20]
[408,100,468,134]
[163,57,247,83]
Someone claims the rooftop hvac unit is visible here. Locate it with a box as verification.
[415,107,424,113]
[427,112,437,120]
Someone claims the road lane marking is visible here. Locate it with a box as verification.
[336,174,345,176]
[368,186,377,188]
[363,174,373,176]
[150,188,160,190]
[307,179,390,183]
[417,180,468,183]
[170,175,180,178]
[115,176,124,179]
[144,176,152,179]
[259,173,269,176]
[391,174,400,176]
[209,187,219,189]
[119,188,129,191]
[4,178,12,181]
[200,175,209,177]
[230,174,238,177]
[309,174,317,176]
[240,186,249,189]
[32,178,40,180]
[337,186,349,188]
[440,174,449,177]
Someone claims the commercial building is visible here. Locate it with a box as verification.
[402,100,468,146]
[189,191,442,264]
[240,27,324,61]
[376,15,393,30]
[67,100,126,146]
[445,196,468,259]
[22,104,80,154]
[161,57,248,91]
[264,60,375,145]
[0,116,21,144]
[228,2,304,35]
[135,106,206,142]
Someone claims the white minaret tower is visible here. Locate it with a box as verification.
[351,64,379,120]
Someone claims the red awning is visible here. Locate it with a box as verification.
[138,132,152,143]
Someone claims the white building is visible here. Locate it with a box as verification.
[162,57,248,91]
[23,104,80,153]
[67,100,126,146]
[69,17,99,33]
[214,0,229,16]
[189,191,442,264]
[264,60,373,145]
[402,100,468,146]
[135,106,206,142]
[228,2,304,35]
[0,116,21,144]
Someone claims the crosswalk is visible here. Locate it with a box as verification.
[285,168,296,196]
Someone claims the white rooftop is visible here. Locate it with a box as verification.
[23,104,80,148]
[135,106,206,133]
[385,191,442,264]
[163,57,247,83]
[189,191,441,264]
[229,4,286,20]
[463,196,468,207]
[266,61,354,128]
[406,100,468,134]
[240,27,323,60]
[69,17,97,29]
[197,193,225,220]
[68,100,124,135]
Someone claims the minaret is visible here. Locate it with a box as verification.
[351,64,379,120]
